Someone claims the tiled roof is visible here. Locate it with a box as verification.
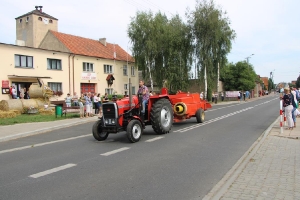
[16,9,58,20]
[50,31,134,63]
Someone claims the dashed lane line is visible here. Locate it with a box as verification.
[145,136,164,142]
[100,147,130,156]
[29,163,77,178]
[0,134,91,155]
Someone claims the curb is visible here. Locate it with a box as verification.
[0,118,97,143]
[203,115,280,200]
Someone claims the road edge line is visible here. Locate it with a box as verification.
[202,115,280,200]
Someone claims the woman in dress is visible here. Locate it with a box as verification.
[282,87,294,130]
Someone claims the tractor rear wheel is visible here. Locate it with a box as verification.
[92,120,109,141]
[196,108,205,123]
[126,119,143,143]
[150,98,173,134]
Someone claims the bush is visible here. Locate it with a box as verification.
[207,88,212,102]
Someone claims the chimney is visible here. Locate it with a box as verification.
[99,38,106,46]
[35,6,38,10]
[39,6,43,13]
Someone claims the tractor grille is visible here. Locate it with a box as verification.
[103,103,117,119]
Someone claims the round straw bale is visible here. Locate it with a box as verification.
[0,99,23,111]
[28,83,44,98]
[0,110,17,118]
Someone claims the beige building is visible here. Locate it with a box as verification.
[0,6,138,101]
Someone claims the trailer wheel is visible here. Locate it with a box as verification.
[126,119,143,143]
[92,120,109,141]
[150,98,173,134]
[196,108,205,123]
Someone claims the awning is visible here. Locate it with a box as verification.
[7,75,52,79]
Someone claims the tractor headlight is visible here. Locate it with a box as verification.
[111,119,115,124]
[105,119,108,124]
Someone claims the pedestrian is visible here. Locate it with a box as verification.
[78,94,85,119]
[200,92,204,100]
[243,91,246,101]
[24,88,29,99]
[72,92,79,106]
[221,92,224,101]
[65,93,72,107]
[19,88,24,99]
[282,87,294,129]
[94,93,100,114]
[291,87,298,127]
[149,91,153,96]
[84,93,92,117]
[11,86,17,99]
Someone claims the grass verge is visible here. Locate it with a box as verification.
[0,113,80,126]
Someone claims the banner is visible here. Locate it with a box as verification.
[225,91,240,98]
[81,73,97,80]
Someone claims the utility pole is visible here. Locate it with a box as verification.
[217,62,219,93]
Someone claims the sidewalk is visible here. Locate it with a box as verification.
[204,113,300,200]
[0,116,98,142]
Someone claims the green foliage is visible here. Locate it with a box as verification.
[0,113,80,126]
[268,78,274,90]
[220,61,256,91]
[207,88,212,101]
[296,76,300,88]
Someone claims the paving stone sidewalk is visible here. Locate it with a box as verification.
[218,116,300,200]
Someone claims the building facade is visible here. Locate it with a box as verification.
[0,6,138,101]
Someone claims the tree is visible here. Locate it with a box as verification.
[268,78,274,91]
[187,0,236,98]
[220,61,256,91]
[296,75,300,88]
[128,12,193,92]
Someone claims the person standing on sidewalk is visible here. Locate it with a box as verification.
[291,87,298,127]
[282,87,294,129]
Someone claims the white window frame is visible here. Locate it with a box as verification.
[47,58,62,70]
[123,65,128,76]
[15,54,33,68]
[131,66,135,76]
[105,88,114,95]
[124,84,128,90]
[104,64,113,74]
[48,82,62,92]
[83,62,94,72]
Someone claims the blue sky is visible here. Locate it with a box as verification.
[0,0,299,84]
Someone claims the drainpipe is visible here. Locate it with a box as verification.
[68,54,71,94]
[72,54,75,94]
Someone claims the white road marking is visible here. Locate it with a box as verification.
[29,163,77,178]
[145,136,164,142]
[206,104,236,112]
[0,134,91,155]
[100,147,130,156]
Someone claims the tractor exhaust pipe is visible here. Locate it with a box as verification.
[129,78,132,108]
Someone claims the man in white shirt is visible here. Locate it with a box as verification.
[12,86,17,99]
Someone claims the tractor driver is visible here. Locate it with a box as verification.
[137,80,149,114]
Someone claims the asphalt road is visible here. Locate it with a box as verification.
[0,95,279,200]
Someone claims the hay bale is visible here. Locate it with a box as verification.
[0,110,17,118]
[28,83,44,98]
[0,99,23,111]
[39,108,54,115]
[10,109,22,115]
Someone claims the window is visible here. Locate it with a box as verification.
[83,62,94,72]
[124,84,128,90]
[104,64,113,74]
[123,65,128,76]
[49,19,53,23]
[15,54,33,68]
[47,58,61,70]
[19,19,22,23]
[131,66,135,76]
[38,17,42,21]
[48,82,62,92]
[105,88,114,95]
[132,86,136,95]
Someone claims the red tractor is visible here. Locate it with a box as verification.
[92,87,211,143]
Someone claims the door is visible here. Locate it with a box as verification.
[81,83,95,94]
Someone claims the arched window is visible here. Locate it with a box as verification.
[38,17,42,21]
[19,19,22,23]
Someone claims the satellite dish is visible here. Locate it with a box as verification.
[43,18,49,24]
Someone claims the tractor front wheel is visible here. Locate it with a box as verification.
[150,98,173,134]
[126,119,143,143]
[92,120,109,141]
[196,108,205,123]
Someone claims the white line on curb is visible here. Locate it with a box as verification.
[145,136,164,142]
[100,147,130,156]
[0,134,91,155]
[29,163,77,178]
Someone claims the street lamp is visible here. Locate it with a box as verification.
[245,53,254,67]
